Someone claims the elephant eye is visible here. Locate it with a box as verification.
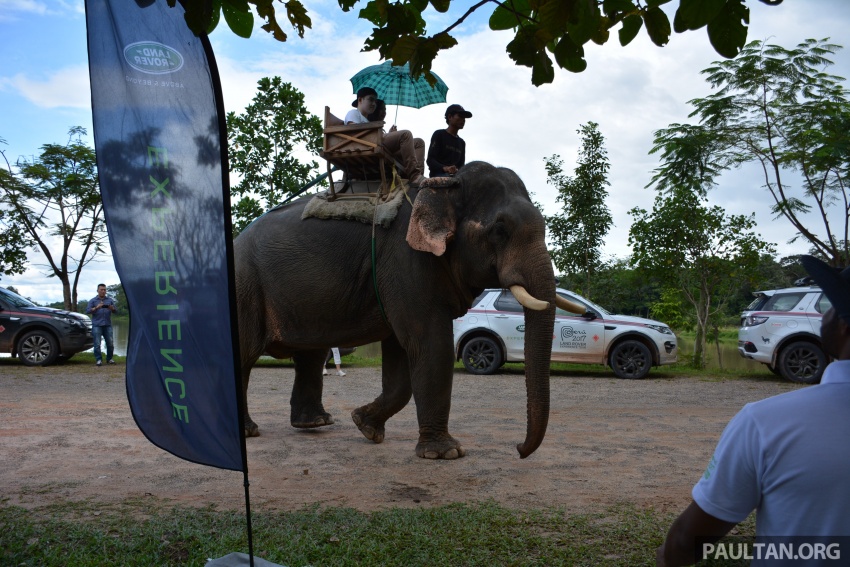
[488,220,510,244]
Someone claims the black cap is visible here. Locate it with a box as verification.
[445,104,472,118]
[799,255,850,320]
[352,87,378,107]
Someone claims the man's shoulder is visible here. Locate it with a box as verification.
[344,109,365,123]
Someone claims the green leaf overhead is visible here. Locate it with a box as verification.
[673,0,726,32]
[707,0,749,58]
[642,7,671,47]
[531,50,556,86]
[554,34,588,73]
[603,0,637,17]
[489,0,531,31]
[284,1,312,38]
[171,0,788,85]
[222,0,254,38]
[618,14,643,46]
[564,0,601,47]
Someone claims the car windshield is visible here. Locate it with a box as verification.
[0,288,37,308]
[557,290,611,317]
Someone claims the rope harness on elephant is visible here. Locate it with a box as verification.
[370,164,411,324]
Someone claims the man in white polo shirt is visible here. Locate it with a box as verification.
[657,255,850,566]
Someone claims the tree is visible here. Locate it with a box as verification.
[545,122,612,297]
[107,283,129,317]
[227,77,323,234]
[0,138,32,279]
[651,39,850,266]
[629,186,774,368]
[174,0,784,85]
[0,128,106,311]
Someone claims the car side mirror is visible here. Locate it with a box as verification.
[582,310,598,321]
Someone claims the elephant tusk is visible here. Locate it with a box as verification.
[554,294,587,315]
[509,285,549,311]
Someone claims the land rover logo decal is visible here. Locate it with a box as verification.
[516,325,525,332]
[124,42,183,74]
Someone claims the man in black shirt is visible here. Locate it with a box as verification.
[427,104,472,177]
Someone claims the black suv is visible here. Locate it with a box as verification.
[0,287,94,366]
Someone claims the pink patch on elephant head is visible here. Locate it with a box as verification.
[406,188,456,256]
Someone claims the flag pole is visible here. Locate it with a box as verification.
[199,30,256,567]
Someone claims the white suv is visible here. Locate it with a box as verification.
[737,282,831,384]
[453,288,678,379]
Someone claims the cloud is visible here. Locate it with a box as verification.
[0,0,81,22]
[4,65,91,109]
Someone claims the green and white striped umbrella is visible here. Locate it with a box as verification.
[350,60,448,110]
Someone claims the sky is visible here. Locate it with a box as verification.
[1,0,849,304]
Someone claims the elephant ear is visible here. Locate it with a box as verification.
[406,187,457,256]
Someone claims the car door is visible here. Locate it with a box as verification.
[552,291,606,364]
[487,290,526,361]
[0,294,23,352]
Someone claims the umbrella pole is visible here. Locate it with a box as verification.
[394,103,399,127]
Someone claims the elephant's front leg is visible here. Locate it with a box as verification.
[352,334,412,444]
[410,331,466,460]
[290,350,335,428]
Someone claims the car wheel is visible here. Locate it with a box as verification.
[778,341,825,384]
[461,337,502,375]
[609,340,652,379]
[18,330,60,366]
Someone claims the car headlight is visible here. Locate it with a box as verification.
[645,324,673,335]
[744,315,768,327]
[53,315,84,328]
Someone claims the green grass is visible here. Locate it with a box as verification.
[0,498,756,566]
[676,327,740,342]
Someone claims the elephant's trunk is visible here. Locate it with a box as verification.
[506,273,555,459]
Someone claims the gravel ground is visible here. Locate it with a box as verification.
[0,362,800,513]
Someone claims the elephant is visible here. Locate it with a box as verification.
[234,161,567,459]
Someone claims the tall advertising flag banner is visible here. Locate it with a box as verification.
[85,0,245,471]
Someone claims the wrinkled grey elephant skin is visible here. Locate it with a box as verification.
[233,161,556,459]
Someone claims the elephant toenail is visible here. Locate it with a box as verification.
[424,451,439,459]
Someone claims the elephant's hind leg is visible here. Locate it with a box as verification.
[290,350,335,428]
[241,353,263,438]
[352,335,412,444]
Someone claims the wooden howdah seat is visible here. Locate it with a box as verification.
[320,106,404,201]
